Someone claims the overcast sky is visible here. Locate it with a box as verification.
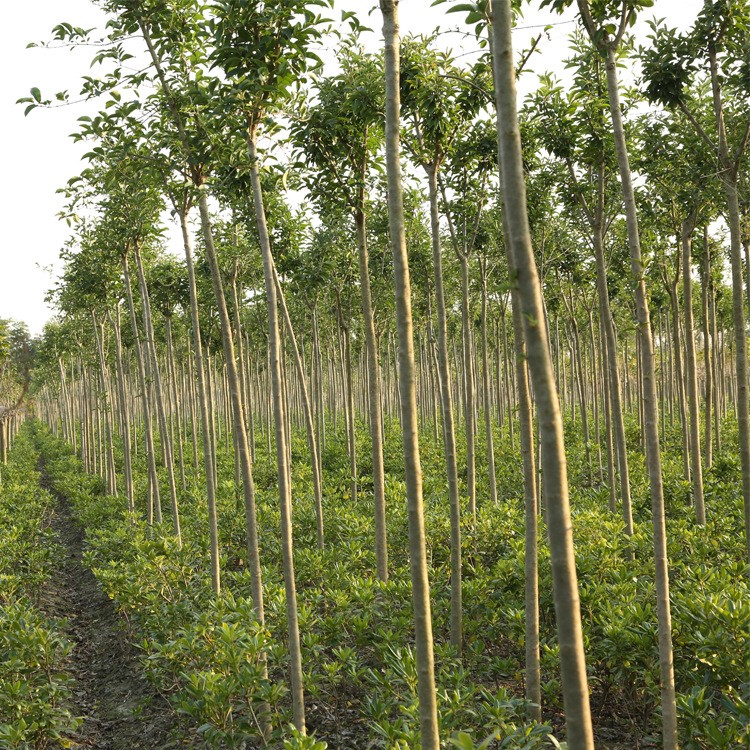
[0,0,699,336]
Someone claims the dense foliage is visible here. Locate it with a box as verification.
[0,432,79,749]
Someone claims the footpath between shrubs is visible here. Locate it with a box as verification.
[1,422,184,750]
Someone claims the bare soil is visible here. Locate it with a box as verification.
[40,467,188,750]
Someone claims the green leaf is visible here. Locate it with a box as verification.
[449,731,476,750]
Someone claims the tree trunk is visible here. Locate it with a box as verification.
[480,257,498,506]
[381,3,440,746]
[133,243,182,542]
[425,164,463,655]
[354,204,388,581]
[246,130,305,733]
[274,266,325,550]
[122,252,160,525]
[603,41,678,749]
[179,205,221,594]
[701,229,713,469]
[491,3,593,743]
[708,42,750,564]
[681,220,706,524]
[197,193,267,620]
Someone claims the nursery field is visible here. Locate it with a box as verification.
[1,416,748,749]
[2,0,750,749]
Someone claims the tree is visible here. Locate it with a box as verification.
[542,0,681,743]
[380,2,440,747]
[643,0,750,563]
[209,0,334,732]
[489,0,595,746]
[290,45,388,578]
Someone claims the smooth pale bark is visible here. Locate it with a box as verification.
[336,301,358,505]
[601,321,618,513]
[589,312,603,481]
[0,421,6,467]
[133,243,182,543]
[479,257,498,506]
[460,253,477,521]
[599,35,679,748]
[246,129,305,733]
[681,221,706,524]
[229,264,251,425]
[440,182,479,523]
[185,350,200,470]
[425,164,463,654]
[164,318,186,491]
[354,205,389,581]
[701,229,713,469]
[501,308,515,448]
[57,359,71,447]
[568,313,592,471]
[91,313,117,497]
[141,10,264,606]
[312,308,325,470]
[490,2,593,745]
[179,206,221,594]
[592,182,633,534]
[273,266,325,550]
[664,259,691,480]
[197,194,266,618]
[508,282,541,720]
[707,42,750,565]
[380,3,439,747]
[243,334,257,463]
[122,252,160,525]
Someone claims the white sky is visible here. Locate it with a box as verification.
[0,0,700,335]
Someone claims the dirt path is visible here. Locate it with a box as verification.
[41,470,186,750]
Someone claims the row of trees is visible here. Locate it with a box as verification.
[0,319,31,468]
[26,0,750,748]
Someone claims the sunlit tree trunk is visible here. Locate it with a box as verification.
[681,220,705,524]
[491,2,593,744]
[133,243,181,542]
[179,205,221,594]
[122,251,160,525]
[601,38,679,748]
[425,164,463,654]
[381,3,439,746]
[246,127,305,733]
[354,198,388,581]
